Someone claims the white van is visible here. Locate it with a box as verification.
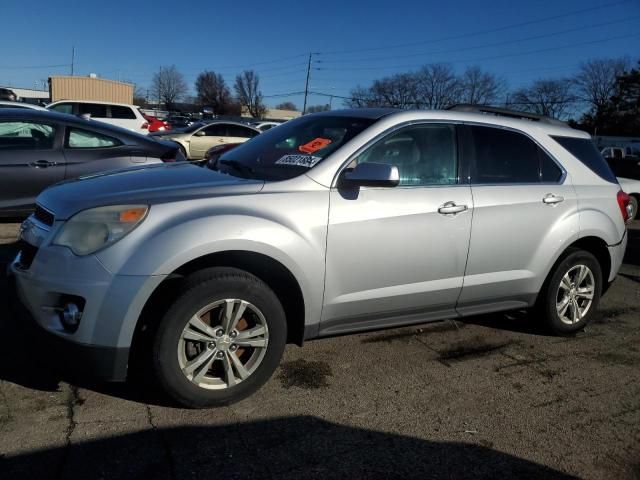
[46,100,149,134]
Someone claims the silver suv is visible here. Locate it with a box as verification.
[9,106,630,407]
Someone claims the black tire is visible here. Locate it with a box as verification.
[152,267,286,408]
[537,248,602,335]
[628,195,638,221]
[178,145,188,159]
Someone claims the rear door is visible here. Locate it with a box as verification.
[226,125,259,145]
[0,119,65,213]
[110,105,144,133]
[456,124,576,314]
[189,123,229,159]
[61,126,134,178]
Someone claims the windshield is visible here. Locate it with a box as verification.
[217,115,376,180]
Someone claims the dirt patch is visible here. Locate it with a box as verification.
[278,360,333,390]
[437,337,517,363]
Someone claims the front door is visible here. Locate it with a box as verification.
[189,124,229,159]
[322,123,473,335]
[0,119,65,214]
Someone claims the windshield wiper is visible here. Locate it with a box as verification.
[219,159,256,179]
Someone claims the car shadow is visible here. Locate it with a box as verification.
[0,416,578,480]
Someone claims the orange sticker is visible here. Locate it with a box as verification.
[298,137,332,154]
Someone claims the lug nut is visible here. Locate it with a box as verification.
[229,331,238,338]
[230,345,238,352]
[215,328,224,337]
[207,342,216,349]
[217,351,225,358]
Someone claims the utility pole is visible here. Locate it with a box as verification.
[70,46,75,76]
[302,53,313,115]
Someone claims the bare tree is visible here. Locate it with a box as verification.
[345,85,377,108]
[151,65,188,110]
[195,71,234,115]
[574,57,630,114]
[234,70,267,119]
[509,79,576,119]
[414,64,461,109]
[275,101,298,111]
[370,73,419,108]
[459,66,505,105]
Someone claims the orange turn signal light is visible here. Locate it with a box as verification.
[119,207,147,223]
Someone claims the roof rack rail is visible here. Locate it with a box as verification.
[446,104,566,127]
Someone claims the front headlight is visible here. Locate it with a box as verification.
[54,205,148,255]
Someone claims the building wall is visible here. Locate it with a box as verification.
[49,76,134,103]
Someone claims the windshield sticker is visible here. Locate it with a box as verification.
[298,137,332,154]
[275,154,322,168]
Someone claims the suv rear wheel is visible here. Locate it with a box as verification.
[152,267,286,408]
[538,248,602,335]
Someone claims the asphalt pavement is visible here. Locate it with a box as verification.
[0,221,638,480]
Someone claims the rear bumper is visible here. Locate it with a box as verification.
[7,273,129,381]
[607,229,627,282]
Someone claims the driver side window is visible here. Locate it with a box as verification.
[354,124,458,186]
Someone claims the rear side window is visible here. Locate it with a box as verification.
[78,103,108,118]
[203,124,227,136]
[110,105,137,119]
[469,126,561,184]
[67,128,122,148]
[227,125,258,138]
[551,136,617,184]
[50,103,73,114]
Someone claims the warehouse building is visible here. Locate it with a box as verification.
[48,75,134,103]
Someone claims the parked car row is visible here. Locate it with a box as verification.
[0,109,184,217]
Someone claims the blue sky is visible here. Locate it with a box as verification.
[0,0,638,109]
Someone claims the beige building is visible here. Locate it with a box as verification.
[49,75,134,103]
[241,107,302,121]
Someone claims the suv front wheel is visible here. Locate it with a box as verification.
[538,248,602,335]
[152,267,287,408]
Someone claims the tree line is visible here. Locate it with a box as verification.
[347,57,639,135]
[141,57,639,135]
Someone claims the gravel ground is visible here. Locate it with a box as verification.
[0,221,638,480]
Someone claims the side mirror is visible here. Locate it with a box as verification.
[342,162,400,188]
[194,130,206,137]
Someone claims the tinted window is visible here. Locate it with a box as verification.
[110,105,137,119]
[356,124,457,186]
[203,124,227,136]
[78,103,108,118]
[67,128,121,148]
[470,126,540,184]
[50,103,73,114]
[227,125,258,138]
[540,150,563,183]
[551,136,617,183]
[0,121,56,150]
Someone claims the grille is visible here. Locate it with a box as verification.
[33,205,55,226]
[16,241,38,270]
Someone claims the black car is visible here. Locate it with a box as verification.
[0,109,184,217]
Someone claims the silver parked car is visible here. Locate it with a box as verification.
[9,106,630,407]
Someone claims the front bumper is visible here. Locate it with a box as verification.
[8,240,166,382]
[7,274,130,381]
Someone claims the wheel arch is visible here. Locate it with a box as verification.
[130,250,307,372]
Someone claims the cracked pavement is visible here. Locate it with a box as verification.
[0,222,638,479]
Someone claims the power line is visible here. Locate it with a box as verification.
[317,16,640,65]
[316,33,640,72]
[318,0,632,55]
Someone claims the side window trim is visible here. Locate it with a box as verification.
[331,120,464,189]
[461,122,566,186]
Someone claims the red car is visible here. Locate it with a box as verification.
[143,114,171,133]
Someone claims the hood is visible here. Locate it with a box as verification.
[37,163,264,220]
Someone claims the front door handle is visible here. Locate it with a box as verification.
[543,194,564,205]
[438,201,468,215]
[30,160,56,168]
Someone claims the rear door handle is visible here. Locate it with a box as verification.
[543,194,564,205]
[30,160,56,168]
[438,201,468,215]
